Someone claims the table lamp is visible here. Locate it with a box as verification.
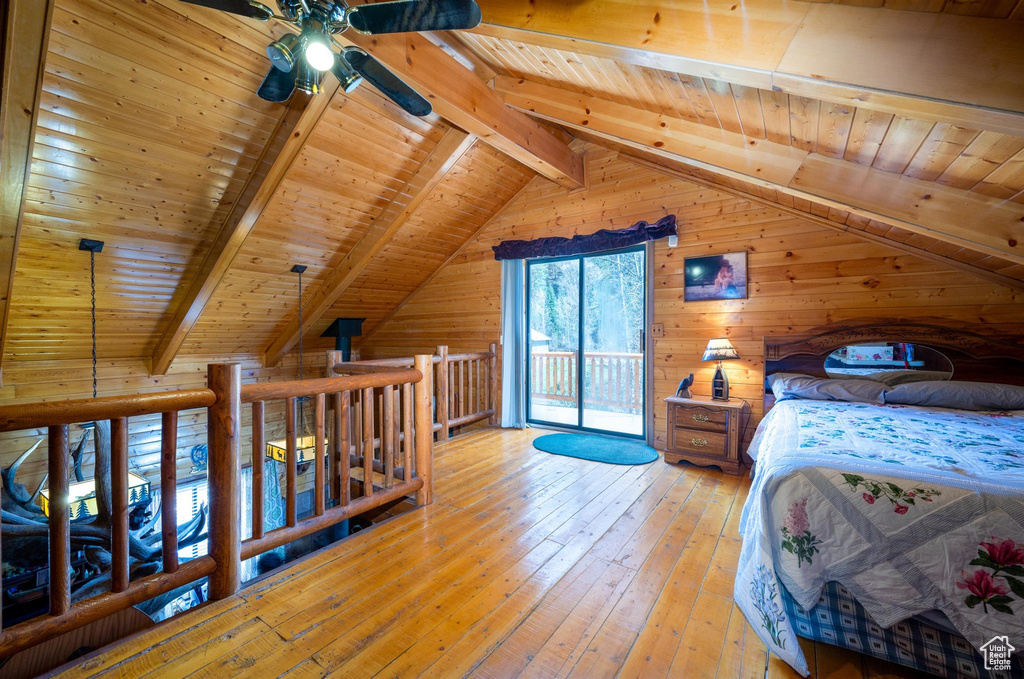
[702,338,740,400]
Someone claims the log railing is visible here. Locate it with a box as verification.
[0,359,434,657]
[332,343,497,442]
[531,351,643,411]
[0,389,217,658]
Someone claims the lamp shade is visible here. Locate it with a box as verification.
[40,473,151,521]
[266,436,320,465]
[702,338,739,362]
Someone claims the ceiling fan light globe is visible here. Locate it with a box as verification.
[266,33,301,72]
[295,62,324,95]
[304,40,335,72]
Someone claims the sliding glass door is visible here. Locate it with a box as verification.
[527,245,646,438]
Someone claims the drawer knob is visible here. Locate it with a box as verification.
[691,437,708,447]
[692,413,710,422]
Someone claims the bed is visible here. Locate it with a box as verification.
[735,319,1024,677]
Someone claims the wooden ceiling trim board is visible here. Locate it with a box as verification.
[471,3,1024,137]
[621,151,1024,292]
[496,76,1024,266]
[495,76,806,186]
[337,31,584,189]
[149,83,337,376]
[0,0,55,385]
[358,178,539,347]
[263,127,477,367]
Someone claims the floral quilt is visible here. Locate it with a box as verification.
[735,399,1024,676]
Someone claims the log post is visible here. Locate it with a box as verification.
[339,390,351,505]
[285,396,297,527]
[161,411,179,573]
[489,342,498,425]
[436,345,449,441]
[251,401,265,540]
[48,424,70,616]
[414,354,433,505]
[207,362,241,601]
[327,350,343,499]
[111,417,129,593]
[314,392,326,515]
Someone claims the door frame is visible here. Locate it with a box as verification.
[524,244,648,440]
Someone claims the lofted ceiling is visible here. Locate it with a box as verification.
[1,0,1022,383]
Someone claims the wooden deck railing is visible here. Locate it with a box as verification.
[530,351,643,411]
[332,343,498,442]
[0,359,434,657]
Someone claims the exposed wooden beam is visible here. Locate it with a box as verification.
[472,2,1024,137]
[619,150,1024,293]
[0,0,54,386]
[338,31,585,189]
[359,177,538,347]
[263,126,477,367]
[149,82,339,375]
[495,76,1024,266]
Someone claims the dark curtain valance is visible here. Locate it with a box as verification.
[492,214,676,261]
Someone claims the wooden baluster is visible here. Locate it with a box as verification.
[377,389,384,464]
[327,350,343,503]
[339,391,351,505]
[402,383,414,480]
[489,343,498,424]
[362,387,374,498]
[610,360,618,409]
[383,385,394,488]
[48,424,70,615]
[635,357,642,407]
[285,396,297,527]
[353,390,363,464]
[393,388,401,469]
[468,358,475,416]
[251,402,265,540]
[111,417,129,593]
[331,392,342,503]
[161,411,179,573]
[436,345,449,441]
[458,358,465,418]
[207,362,241,600]
[315,392,326,516]
[414,355,433,505]
[449,360,456,419]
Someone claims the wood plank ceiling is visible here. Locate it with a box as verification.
[5,0,290,362]
[451,21,1024,287]
[3,0,1023,379]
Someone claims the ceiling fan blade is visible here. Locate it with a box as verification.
[257,64,297,102]
[344,50,432,117]
[178,0,275,20]
[347,0,482,34]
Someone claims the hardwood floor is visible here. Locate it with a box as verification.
[53,428,924,679]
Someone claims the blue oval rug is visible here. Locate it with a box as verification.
[533,433,659,465]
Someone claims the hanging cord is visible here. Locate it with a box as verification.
[90,249,98,399]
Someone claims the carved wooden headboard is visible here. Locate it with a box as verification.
[763,318,1024,404]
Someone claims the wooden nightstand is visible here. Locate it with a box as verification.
[664,395,747,475]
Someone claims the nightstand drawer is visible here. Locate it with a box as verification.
[670,427,728,457]
[674,406,728,432]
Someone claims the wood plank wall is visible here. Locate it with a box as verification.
[361,149,1024,449]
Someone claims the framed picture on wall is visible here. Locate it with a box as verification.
[684,251,747,302]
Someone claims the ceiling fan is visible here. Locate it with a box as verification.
[179,0,483,115]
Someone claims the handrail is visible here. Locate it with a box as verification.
[0,388,215,432]
[329,343,498,441]
[240,369,421,402]
[530,350,643,411]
